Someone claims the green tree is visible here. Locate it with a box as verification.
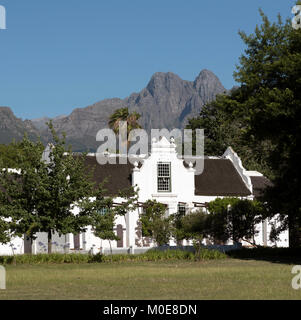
[180,210,209,259]
[81,183,138,256]
[86,195,118,257]
[140,200,172,246]
[109,107,142,134]
[171,210,187,245]
[231,10,301,247]
[207,198,265,246]
[0,137,46,247]
[186,92,275,178]
[36,122,97,253]
[0,123,97,253]
[188,10,301,247]
[108,107,142,150]
[0,139,44,169]
[0,213,11,244]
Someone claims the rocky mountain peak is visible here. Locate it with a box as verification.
[146,71,185,96]
[0,69,227,151]
[193,69,226,103]
[193,69,223,88]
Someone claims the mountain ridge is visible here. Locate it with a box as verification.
[0,106,41,144]
[0,69,227,151]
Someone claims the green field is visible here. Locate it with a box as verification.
[1,259,301,300]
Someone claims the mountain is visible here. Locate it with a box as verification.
[38,69,227,151]
[0,69,226,150]
[0,107,41,144]
[31,115,67,131]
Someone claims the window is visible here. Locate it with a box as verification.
[157,162,171,192]
[177,204,186,217]
[97,207,108,215]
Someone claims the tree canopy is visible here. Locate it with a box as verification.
[0,123,138,253]
[187,10,301,247]
[140,200,172,246]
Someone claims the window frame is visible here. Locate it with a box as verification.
[157,162,172,193]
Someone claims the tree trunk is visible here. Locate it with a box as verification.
[109,240,113,263]
[10,243,16,265]
[242,238,258,247]
[48,231,52,254]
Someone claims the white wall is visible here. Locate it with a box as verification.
[0,236,24,256]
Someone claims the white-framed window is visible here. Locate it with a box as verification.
[157,162,171,192]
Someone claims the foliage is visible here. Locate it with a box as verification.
[82,184,138,254]
[227,247,301,263]
[0,137,47,245]
[140,248,226,261]
[178,210,209,260]
[232,11,301,247]
[0,216,10,244]
[180,210,209,240]
[108,107,142,153]
[0,155,13,243]
[0,140,44,168]
[0,253,94,265]
[80,182,117,246]
[187,10,301,247]
[171,198,264,248]
[186,96,240,156]
[32,122,98,253]
[140,200,172,246]
[0,123,101,252]
[207,198,264,245]
[186,91,275,178]
[108,107,141,134]
[0,123,139,253]
[0,248,227,265]
[170,210,187,244]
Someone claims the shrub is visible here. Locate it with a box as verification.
[227,247,301,261]
[0,248,227,265]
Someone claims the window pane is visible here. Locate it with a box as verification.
[178,204,186,216]
[157,162,171,192]
[157,163,170,177]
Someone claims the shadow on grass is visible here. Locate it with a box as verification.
[226,247,301,265]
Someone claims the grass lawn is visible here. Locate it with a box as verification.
[1,259,301,300]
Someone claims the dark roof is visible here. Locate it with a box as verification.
[250,176,272,198]
[83,156,133,196]
[194,159,251,196]
[82,156,252,197]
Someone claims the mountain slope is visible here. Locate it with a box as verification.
[0,107,41,144]
[39,69,226,151]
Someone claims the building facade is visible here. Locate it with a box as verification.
[0,137,288,255]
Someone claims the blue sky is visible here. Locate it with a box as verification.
[0,0,296,120]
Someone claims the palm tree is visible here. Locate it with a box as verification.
[108,108,130,134]
[108,108,142,148]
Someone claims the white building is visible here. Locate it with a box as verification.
[0,137,288,255]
